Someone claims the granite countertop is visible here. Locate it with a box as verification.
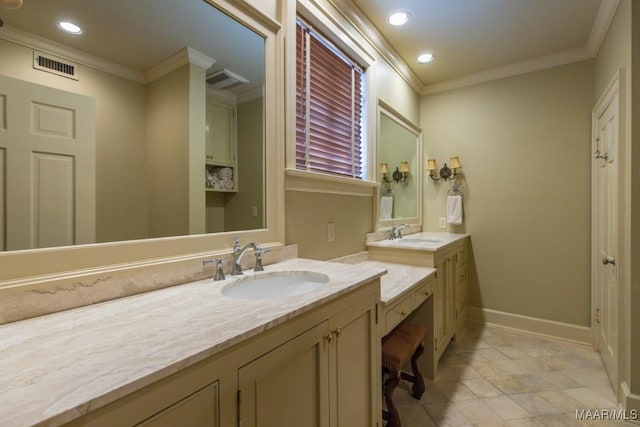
[367,231,469,252]
[355,260,435,306]
[0,258,385,427]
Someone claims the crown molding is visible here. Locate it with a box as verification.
[0,25,145,83]
[145,47,215,83]
[422,47,592,95]
[422,0,621,96]
[324,0,424,93]
[586,0,621,56]
[237,86,264,103]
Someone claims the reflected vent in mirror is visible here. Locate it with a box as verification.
[33,51,79,80]
[206,68,248,90]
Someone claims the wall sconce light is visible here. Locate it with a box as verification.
[380,161,409,183]
[0,0,23,9]
[426,156,461,181]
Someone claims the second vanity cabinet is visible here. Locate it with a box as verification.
[433,243,468,360]
[65,279,380,427]
[368,235,469,364]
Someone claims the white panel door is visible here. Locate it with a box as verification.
[0,75,95,250]
[593,85,619,385]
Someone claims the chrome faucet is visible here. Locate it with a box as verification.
[231,237,258,275]
[202,258,225,281]
[389,223,409,240]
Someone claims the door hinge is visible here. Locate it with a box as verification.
[237,390,242,423]
[596,308,601,324]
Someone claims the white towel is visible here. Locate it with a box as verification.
[447,195,463,225]
[380,196,393,220]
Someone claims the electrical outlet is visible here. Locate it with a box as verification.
[327,222,336,242]
[250,206,258,217]
[439,217,446,229]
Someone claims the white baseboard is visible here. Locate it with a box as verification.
[468,306,592,345]
[622,382,640,422]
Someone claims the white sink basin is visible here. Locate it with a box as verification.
[221,271,329,300]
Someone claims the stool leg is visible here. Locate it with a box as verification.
[382,372,402,427]
[410,344,425,399]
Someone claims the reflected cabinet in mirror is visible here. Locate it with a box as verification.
[0,0,265,252]
[377,101,422,227]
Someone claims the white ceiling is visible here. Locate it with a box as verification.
[0,0,264,92]
[348,0,614,91]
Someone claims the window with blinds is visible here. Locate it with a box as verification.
[296,18,366,179]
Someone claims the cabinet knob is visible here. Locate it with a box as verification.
[400,310,407,317]
[323,333,334,344]
[332,328,342,338]
[602,257,616,266]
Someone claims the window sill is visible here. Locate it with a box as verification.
[285,169,378,197]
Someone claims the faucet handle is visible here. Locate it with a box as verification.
[253,246,271,272]
[203,258,226,281]
[233,236,241,252]
[389,224,398,240]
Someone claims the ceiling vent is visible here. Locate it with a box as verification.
[206,69,248,90]
[33,51,79,80]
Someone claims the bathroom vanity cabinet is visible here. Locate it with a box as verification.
[65,279,380,427]
[368,233,469,364]
[433,242,468,360]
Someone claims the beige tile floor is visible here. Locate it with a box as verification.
[392,321,637,426]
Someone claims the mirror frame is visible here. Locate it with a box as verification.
[375,100,423,230]
[0,0,284,282]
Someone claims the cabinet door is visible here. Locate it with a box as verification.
[238,321,331,427]
[205,98,235,164]
[329,295,377,427]
[445,255,456,338]
[434,266,446,355]
[136,382,219,427]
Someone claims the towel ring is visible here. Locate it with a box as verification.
[447,185,463,196]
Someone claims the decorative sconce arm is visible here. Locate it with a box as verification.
[380,162,410,183]
[426,156,461,182]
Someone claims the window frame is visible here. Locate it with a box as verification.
[295,17,365,180]
[286,1,378,196]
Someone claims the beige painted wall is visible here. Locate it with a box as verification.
[285,192,372,259]
[421,60,594,326]
[225,97,264,231]
[284,1,420,260]
[0,39,149,243]
[146,66,191,237]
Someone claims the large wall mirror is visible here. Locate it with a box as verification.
[0,0,265,252]
[376,101,422,228]
[0,0,283,281]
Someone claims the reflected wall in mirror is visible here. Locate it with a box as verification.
[377,102,422,224]
[0,0,265,252]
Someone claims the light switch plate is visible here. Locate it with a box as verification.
[439,217,446,229]
[327,222,336,242]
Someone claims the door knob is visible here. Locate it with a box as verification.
[602,257,616,266]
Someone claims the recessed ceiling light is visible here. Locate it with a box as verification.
[417,53,434,64]
[57,21,82,35]
[388,12,410,27]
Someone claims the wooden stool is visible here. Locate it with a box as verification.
[381,322,427,427]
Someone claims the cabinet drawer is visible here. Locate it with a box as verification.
[384,295,412,335]
[412,278,433,308]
